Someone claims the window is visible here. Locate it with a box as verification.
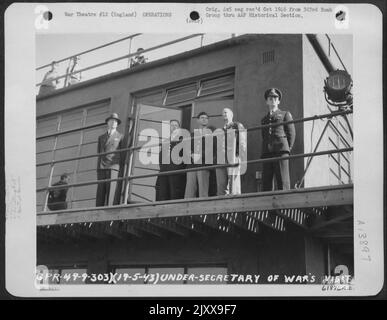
[262,50,275,64]
[36,99,111,212]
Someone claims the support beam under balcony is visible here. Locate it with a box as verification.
[36,184,353,227]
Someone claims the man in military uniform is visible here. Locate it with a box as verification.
[96,113,124,206]
[261,88,296,191]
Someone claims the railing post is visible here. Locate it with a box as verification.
[43,164,55,212]
[127,38,133,68]
[43,115,61,211]
[123,112,139,204]
[63,58,71,88]
[296,119,331,188]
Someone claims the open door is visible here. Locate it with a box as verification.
[127,104,191,203]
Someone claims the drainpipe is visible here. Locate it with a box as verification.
[306,34,337,73]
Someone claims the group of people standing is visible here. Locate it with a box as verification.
[39,48,147,96]
[153,87,296,202]
[155,107,247,201]
[38,56,82,95]
[46,87,296,210]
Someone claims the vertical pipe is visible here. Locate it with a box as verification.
[127,38,133,68]
[123,101,140,204]
[327,244,331,276]
[63,59,71,88]
[43,115,62,211]
[71,109,87,209]
[298,119,331,188]
[306,34,336,73]
[122,117,135,204]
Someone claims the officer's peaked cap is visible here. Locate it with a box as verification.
[264,88,282,101]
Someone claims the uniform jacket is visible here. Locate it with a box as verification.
[261,109,296,154]
[97,130,124,170]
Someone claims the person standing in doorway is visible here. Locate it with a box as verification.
[96,113,124,206]
[261,88,296,191]
[156,119,186,201]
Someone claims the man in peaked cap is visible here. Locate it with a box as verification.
[96,113,124,206]
[261,88,296,191]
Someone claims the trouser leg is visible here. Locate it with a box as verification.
[108,169,119,205]
[197,169,210,198]
[185,171,198,198]
[96,169,108,206]
[228,164,241,195]
[156,175,170,201]
[215,167,228,195]
[169,174,186,200]
[262,155,275,191]
[275,153,290,190]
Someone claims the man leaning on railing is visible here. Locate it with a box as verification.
[39,61,59,95]
[130,48,147,68]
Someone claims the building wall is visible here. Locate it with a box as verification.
[37,34,305,196]
[38,226,328,284]
[302,35,331,187]
[36,35,344,280]
[235,35,304,191]
[302,34,353,187]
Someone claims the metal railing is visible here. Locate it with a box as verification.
[36,33,209,89]
[36,109,353,213]
[36,109,352,168]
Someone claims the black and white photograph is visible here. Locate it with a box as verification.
[35,32,354,286]
[3,2,384,298]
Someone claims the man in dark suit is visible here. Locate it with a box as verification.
[96,113,124,206]
[261,88,296,191]
[156,119,186,201]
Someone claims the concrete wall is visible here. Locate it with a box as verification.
[38,226,327,284]
[302,35,336,187]
[235,35,304,191]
